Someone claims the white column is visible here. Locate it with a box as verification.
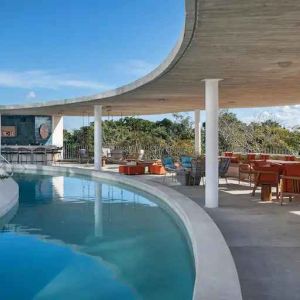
[204,79,221,208]
[194,109,201,156]
[52,115,64,158]
[94,105,102,170]
[52,116,64,147]
[94,182,103,238]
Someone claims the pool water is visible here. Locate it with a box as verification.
[0,173,195,300]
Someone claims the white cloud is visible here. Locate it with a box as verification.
[0,70,110,90]
[238,106,300,129]
[115,59,156,77]
[26,91,37,99]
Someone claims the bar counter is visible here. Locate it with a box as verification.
[1,145,62,164]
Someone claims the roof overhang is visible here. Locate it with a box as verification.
[1,0,300,116]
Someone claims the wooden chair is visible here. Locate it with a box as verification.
[280,164,300,205]
[252,164,282,199]
[189,158,205,185]
[239,163,253,186]
[219,158,231,183]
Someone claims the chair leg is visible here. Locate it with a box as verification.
[252,184,257,196]
[225,176,228,184]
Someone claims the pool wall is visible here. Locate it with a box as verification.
[8,164,242,300]
[0,177,19,228]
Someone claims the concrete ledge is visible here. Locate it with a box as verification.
[0,177,19,228]
[10,164,242,300]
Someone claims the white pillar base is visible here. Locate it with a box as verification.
[204,79,221,208]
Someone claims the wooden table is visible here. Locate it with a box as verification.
[261,184,272,201]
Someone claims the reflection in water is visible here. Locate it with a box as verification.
[0,174,195,300]
[94,183,103,238]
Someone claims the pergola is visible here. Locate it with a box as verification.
[1,0,300,208]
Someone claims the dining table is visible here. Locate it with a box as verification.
[252,159,300,201]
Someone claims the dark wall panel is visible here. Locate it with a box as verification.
[2,115,52,145]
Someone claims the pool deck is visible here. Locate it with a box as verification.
[42,163,300,299]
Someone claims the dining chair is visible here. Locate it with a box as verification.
[280,164,300,205]
[252,164,281,199]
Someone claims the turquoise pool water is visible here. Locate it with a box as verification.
[0,173,195,300]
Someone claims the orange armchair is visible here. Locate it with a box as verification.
[280,164,300,205]
[252,164,282,199]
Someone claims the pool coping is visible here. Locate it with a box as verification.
[0,177,19,227]
[10,164,242,300]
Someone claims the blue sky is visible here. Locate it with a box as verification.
[0,0,299,130]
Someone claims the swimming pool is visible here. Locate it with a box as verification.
[0,173,195,300]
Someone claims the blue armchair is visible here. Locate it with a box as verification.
[180,155,193,169]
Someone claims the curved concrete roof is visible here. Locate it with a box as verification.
[1,0,300,116]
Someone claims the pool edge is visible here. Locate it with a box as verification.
[0,177,19,228]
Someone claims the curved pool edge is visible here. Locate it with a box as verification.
[9,164,242,300]
[0,177,19,228]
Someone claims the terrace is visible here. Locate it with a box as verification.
[1,0,300,299]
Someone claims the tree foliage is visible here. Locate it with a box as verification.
[64,111,300,158]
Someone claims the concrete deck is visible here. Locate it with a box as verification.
[145,176,300,300]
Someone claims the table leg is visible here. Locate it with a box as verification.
[261,184,272,201]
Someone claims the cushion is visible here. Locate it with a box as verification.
[181,156,192,168]
[247,153,256,161]
[224,152,233,157]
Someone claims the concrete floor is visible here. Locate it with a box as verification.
[57,163,300,299]
[147,176,300,300]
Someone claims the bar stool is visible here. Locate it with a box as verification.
[1,147,9,161]
[5,147,19,164]
[46,146,56,165]
[18,147,32,164]
[33,147,46,165]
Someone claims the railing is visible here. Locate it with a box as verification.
[63,142,194,160]
[0,154,13,178]
[223,146,296,155]
[63,143,91,160]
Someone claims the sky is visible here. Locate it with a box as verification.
[1,0,299,130]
